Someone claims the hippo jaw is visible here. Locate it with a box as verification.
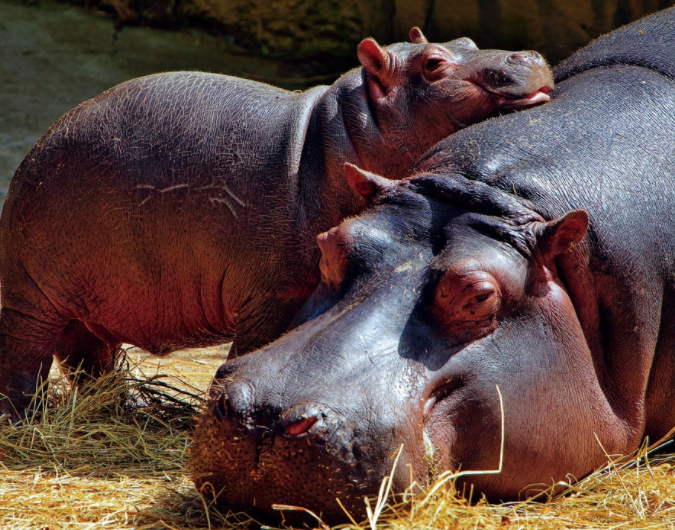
[191,397,390,522]
[478,85,552,111]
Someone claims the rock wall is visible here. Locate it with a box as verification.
[68,0,675,65]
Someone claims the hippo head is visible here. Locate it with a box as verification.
[190,167,631,523]
[355,28,553,172]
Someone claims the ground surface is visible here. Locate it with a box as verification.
[1,347,674,530]
[0,0,324,203]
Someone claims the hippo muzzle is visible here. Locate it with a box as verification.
[190,325,427,523]
[191,392,378,522]
[189,219,438,522]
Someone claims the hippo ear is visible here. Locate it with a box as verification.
[537,209,589,259]
[409,27,429,44]
[344,163,396,201]
[357,38,392,83]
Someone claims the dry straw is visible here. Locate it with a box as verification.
[0,349,673,529]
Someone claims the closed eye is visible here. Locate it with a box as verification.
[472,293,491,303]
[425,58,444,71]
[460,289,499,320]
[434,272,502,332]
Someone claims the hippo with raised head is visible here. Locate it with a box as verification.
[0,29,552,419]
[190,7,675,523]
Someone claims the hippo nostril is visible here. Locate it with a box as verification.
[224,380,255,418]
[214,393,228,420]
[213,380,255,421]
[508,51,545,66]
[214,363,237,380]
[285,416,317,436]
[507,53,531,64]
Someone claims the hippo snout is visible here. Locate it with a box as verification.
[506,51,544,65]
[213,380,256,422]
[213,381,351,450]
[190,376,389,523]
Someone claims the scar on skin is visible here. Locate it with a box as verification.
[201,183,246,207]
[394,261,413,273]
[210,197,239,219]
[159,183,190,193]
[222,184,245,207]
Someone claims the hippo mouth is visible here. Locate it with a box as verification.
[190,388,392,523]
[470,81,552,111]
[494,87,551,110]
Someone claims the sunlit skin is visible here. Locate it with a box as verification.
[192,9,675,523]
[0,28,553,421]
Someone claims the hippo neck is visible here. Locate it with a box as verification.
[296,70,424,234]
[292,72,385,234]
[331,70,420,180]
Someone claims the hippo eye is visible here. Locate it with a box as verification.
[424,57,445,72]
[459,284,500,321]
[433,271,501,340]
[422,54,454,81]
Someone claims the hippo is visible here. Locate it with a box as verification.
[190,7,675,524]
[0,29,552,420]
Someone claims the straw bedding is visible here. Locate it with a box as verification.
[0,345,674,529]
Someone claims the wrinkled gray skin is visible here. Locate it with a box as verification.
[0,29,553,420]
[192,8,675,524]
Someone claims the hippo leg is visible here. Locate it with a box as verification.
[53,320,119,382]
[0,306,63,421]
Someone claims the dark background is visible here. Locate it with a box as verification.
[1,0,672,202]
[63,0,675,75]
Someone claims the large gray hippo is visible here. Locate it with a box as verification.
[0,30,552,419]
[191,7,675,523]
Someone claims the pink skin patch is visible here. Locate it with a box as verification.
[468,80,553,110]
[495,86,552,109]
[317,227,350,291]
[285,416,317,436]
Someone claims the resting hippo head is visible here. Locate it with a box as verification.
[357,29,552,172]
[190,168,626,522]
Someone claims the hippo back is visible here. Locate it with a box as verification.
[555,6,675,82]
[417,65,675,255]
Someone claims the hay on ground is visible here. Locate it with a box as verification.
[0,345,673,529]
